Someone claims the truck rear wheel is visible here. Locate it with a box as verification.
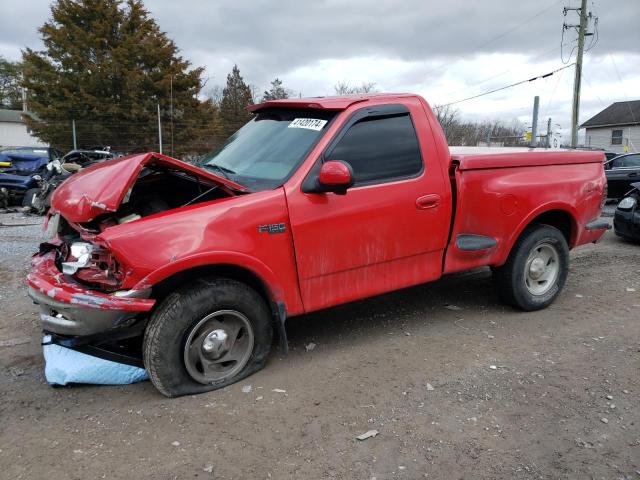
[492,225,569,311]
[143,278,273,397]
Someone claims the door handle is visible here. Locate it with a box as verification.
[416,194,441,210]
[628,172,637,177]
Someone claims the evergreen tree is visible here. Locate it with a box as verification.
[219,65,253,140]
[0,57,23,110]
[22,0,217,155]
[262,78,288,101]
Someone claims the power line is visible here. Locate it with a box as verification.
[539,63,567,121]
[420,0,565,79]
[452,45,561,98]
[441,63,575,107]
[608,52,637,125]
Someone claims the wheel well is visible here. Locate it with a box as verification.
[528,209,575,246]
[150,264,275,312]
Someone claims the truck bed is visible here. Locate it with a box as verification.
[444,148,606,275]
[449,147,605,171]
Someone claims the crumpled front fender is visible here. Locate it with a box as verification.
[131,251,287,305]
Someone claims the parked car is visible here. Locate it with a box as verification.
[604,152,640,199]
[0,172,43,206]
[0,147,63,205]
[27,94,608,397]
[613,182,640,241]
[577,147,618,162]
[23,149,116,212]
[0,147,62,175]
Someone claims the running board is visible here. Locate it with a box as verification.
[456,234,497,251]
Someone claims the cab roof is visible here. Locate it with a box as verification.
[247,93,415,112]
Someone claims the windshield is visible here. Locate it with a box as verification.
[198,108,336,190]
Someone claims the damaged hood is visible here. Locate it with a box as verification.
[50,152,247,223]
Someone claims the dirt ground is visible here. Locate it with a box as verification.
[0,211,638,480]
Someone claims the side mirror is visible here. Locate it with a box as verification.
[314,160,354,195]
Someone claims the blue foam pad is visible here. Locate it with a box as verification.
[43,336,149,386]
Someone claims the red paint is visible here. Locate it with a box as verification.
[30,93,607,325]
[27,252,155,311]
[318,160,353,186]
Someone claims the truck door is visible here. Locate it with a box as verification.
[286,102,451,312]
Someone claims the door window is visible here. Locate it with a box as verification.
[618,154,640,168]
[327,114,423,185]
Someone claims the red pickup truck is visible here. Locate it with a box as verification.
[27,94,608,397]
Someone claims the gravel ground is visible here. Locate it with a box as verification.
[0,211,639,479]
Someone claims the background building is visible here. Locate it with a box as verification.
[0,109,47,148]
[581,100,640,154]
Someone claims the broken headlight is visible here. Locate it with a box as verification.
[61,242,94,274]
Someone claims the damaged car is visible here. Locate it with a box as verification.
[613,182,640,242]
[28,94,609,397]
[24,149,116,214]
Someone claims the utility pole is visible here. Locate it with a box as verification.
[530,96,539,148]
[546,117,552,148]
[157,103,163,154]
[170,75,174,157]
[566,0,589,148]
[72,119,77,150]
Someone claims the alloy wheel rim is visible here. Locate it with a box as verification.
[183,310,254,385]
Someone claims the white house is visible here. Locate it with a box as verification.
[581,100,640,154]
[0,109,47,148]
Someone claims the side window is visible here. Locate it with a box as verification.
[621,154,640,168]
[327,114,422,185]
[611,129,623,145]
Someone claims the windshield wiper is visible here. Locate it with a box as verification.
[203,163,236,179]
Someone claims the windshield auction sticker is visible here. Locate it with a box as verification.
[288,118,328,131]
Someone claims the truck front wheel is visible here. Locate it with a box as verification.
[143,278,273,397]
[492,225,569,311]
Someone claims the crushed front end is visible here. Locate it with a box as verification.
[25,152,241,363]
[27,214,155,346]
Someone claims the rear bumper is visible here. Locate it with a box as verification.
[578,218,610,244]
[27,251,155,336]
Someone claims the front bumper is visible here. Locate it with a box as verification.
[614,208,640,241]
[27,251,155,336]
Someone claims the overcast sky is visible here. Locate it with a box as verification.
[1,0,638,140]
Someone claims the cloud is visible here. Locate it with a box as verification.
[0,0,638,133]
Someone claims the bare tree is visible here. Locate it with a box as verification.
[334,81,377,95]
[248,84,261,104]
[433,104,460,142]
[206,85,224,107]
[433,104,524,147]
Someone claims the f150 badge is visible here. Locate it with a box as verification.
[258,223,286,234]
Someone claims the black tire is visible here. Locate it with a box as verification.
[492,224,569,311]
[143,277,273,397]
[22,188,40,208]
